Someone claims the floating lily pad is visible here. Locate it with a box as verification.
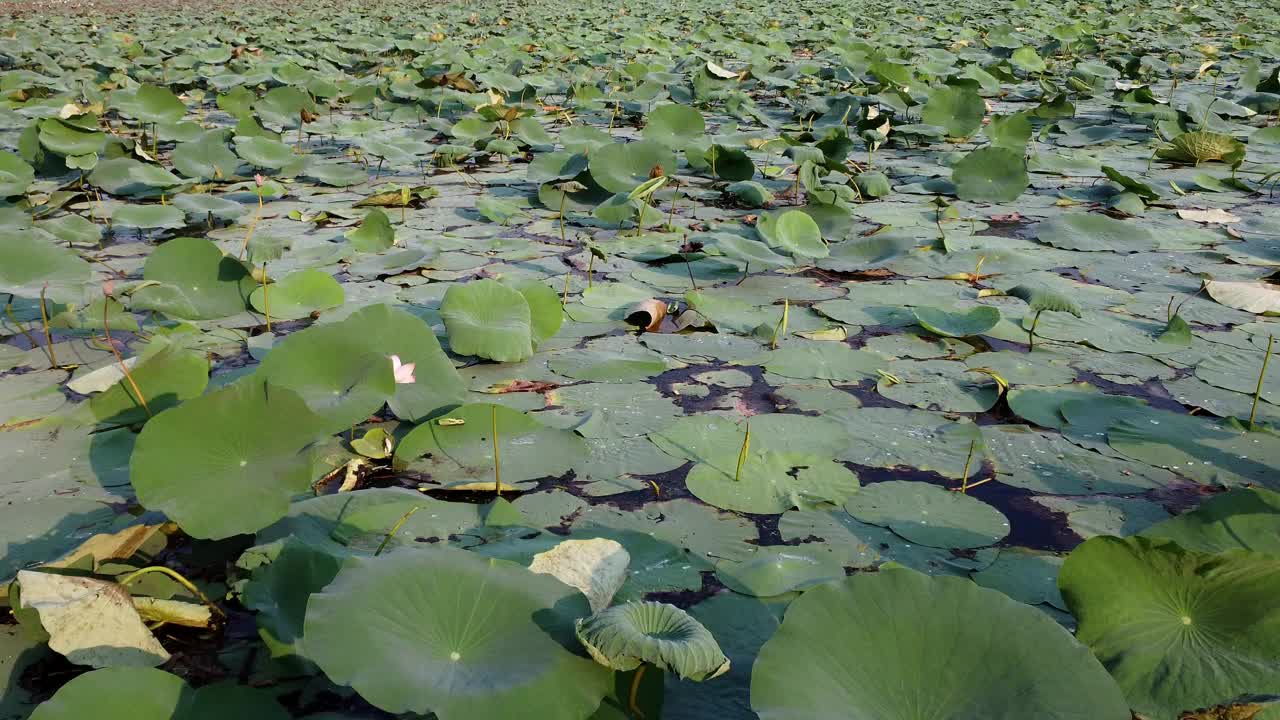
[576,601,728,680]
[843,480,1009,549]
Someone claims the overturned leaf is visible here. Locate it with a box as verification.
[576,601,730,680]
[1205,280,1280,314]
[529,538,630,613]
[625,299,668,332]
[16,571,169,667]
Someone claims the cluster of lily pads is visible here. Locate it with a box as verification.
[3,0,1280,717]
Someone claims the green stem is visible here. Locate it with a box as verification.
[734,422,750,482]
[960,440,976,493]
[38,284,58,369]
[558,192,568,243]
[1250,335,1274,430]
[1028,310,1043,351]
[104,292,150,417]
[492,405,502,495]
[375,506,422,556]
[5,295,47,365]
[118,566,223,618]
[262,262,271,333]
[770,299,789,349]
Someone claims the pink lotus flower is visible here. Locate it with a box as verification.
[390,355,416,384]
[254,173,266,188]
[102,279,116,297]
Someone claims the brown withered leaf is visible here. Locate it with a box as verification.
[1179,705,1266,720]
[626,299,669,332]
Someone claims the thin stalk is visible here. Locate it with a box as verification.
[960,440,977,493]
[628,665,650,719]
[1028,309,1043,351]
[118,566,223,618]
[492,405,502,495]
[38,284,58,368]
[238,193,264,261]
[770,298,790,349]
[261,262,271,333]
[734,422,751,482]
[666,188,679,230]
[375,506,422,556]
[684,255,697,290]
[558,192,568,242]
[587,252,595,288]
[104,295,151,417]
[562,269,571,306]
[1250,335,1274,430]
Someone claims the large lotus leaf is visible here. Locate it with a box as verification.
[240,537,345,658]
[129,237,256,320]
[1141,488,1280,555]
[876,358,1001,412]
[1035,213,1158,253]
[29,667,288,720]
[88,158,184,197]
[766,210,828,259]
[1060,536,1280,719]
[548,336,671,381]
[952,146,1028,202]
[756,342,885,382]
[650,414,849,474]
[912,305,1001,337]
[256,306,414,431]
[542,382,681,438]
[843,480,1009,549]
[1158,131,1246,165]
[111,204,186,229]
[576,601,728,680]
[37,119,106,157]
[87,345,209,425]
[750,569,1130,720]
[519,280,563,346]
[983,424,1174,494]
[249,268,344,320]
[921,85,985,138]
[588,140,677,194]
[115,85,187,124]
[1104,410,1280,488]
[0,230,92,302]
[1204,280,1280,315]
[714,546,844,597]
[346,208,396,253]
[130,379,327,539]
[686,453,859,514]
[303,547,611,718]
[1195,347,1280,402]
[0,151,34,197]
[395,403,588,488]
[171,131,239,180]
[234,135,297,169]
[441,278,536,362]
[643,104,706,149]
[970,548,1066,610]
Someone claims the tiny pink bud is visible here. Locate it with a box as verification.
[102,279,116,297]
[254,174,266,188]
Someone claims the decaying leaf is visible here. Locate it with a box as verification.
[1178,704,1266,720]
[529,538,630,613]
[16,571,170,667]
[1178,208,1241,224]
[625,299,668,332]
[1205,280,1280,314]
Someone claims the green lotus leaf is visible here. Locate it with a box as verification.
[171,193,245,221]
[986,112,1032,150]
[712,233,792,267]
[1011,46,1048,73]
[1141,488,1280,555]
[254,85,316,128]
[643,104,706,149]
[131,379,327,539]
[1006,285,1083,316]
[714,547,844,597]
[519,280,564,346]
[233,135,296,169]
[239,536,345,658]
[912,305,1001,337]
[130,237,256,320]
[37,119,106,157]
[249,268,344,320]
[843,480,1009,549]
[952,146,1029,202]
[576,601,729,680]
[0,151,34,197]
[476,195,526,225]
[115,84,187,124]
[38,213,104,246]
[30,667,287,720]
[704,144,754,181]
[921,85,985,138]
[527,151,589,184]
[725,181,774,207]
[346,208,396,252]
[1158,131,1246,166]
[302,160,367,187]
[0,229,92,302]
[450,117,498,142]
[87,345,209,425]
[750,569,1131,720]
[394,402,588,487]
[171,130,239,180]
[766,210,828,259]
[440,278,541,362]
[588,140,677,194]
[1060,536,1280,719]
[88,158,184,197]
[686,453,859,514]
[255,306,416,431]
[303,547,611,718]
[1035,213,1158,253]
[111,204,187,229]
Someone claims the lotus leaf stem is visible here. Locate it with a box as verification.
[5,295,47,365]
[960,440,977,493]
[375,506,422,556]
[492,405,502,495]
[1027,309,1043,351]
[104,291,151,417]
[38,284,57,368]
[1250,335,1274,430]
[562,269,572,306]
[558,191,568,243]
[735,422,750,482]
[118,566,223,618]
[770,298,789,349]
[262,262,272,333]
[629,665,649,719]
